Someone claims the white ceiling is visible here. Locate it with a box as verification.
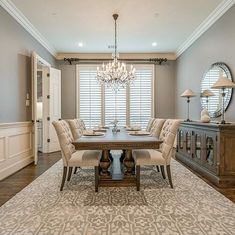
[11,0,223,54]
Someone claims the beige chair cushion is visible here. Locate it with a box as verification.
[67,119,84,140]
[159,119,180,164]
[150,119,166,138]
[52,120,76,165]
[133,149,166,166]
[69,150,101,167]
[133,119,180,166]
[146,118,155,132]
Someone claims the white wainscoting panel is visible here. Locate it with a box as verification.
[0,122,33,180]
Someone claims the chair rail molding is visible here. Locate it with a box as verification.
[0,121,34,180]
[0,0,56,57]
[176,0,235,58]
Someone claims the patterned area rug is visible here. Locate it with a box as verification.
[0,159,235,235]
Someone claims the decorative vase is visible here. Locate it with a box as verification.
[201,109,210,123]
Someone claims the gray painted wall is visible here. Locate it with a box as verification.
[175,6,235,122]
[58,61,176,120]
[155,61,176,118]
[0,6,56,123]
[58,64,77,119]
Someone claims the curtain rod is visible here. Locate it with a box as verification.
[63,57,168,65]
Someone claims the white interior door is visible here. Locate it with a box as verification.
[32,53,38,164]
[48,67,61,152]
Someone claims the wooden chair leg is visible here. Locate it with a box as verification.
[166,165,173,188]
[67,167,73,181]
[95,166,99,192]
[156,165,160,172]
[60,167,67,191]
[160,165,166,179]
[74,167,78,174]
[136,165,140,191]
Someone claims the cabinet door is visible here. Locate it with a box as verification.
[177,129,184,154]
[177,127,193,158]
[202,132,218,174]
[193,130,203,163]
[185,130,193,158]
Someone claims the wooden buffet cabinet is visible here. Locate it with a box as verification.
[176,121,235,187]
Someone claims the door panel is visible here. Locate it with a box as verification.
[32,53,38,164]
[48,68,61,152]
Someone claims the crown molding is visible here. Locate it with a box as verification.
[1,0,234,59]
[0,0,56,57]
[176,0,235,58]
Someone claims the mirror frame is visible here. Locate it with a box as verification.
[201,62,233,118]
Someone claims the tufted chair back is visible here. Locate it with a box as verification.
[67,119,84,140]
[150,119,166,138]
[159,119,180,164]
[80,119,86,130]
[52,120,76,166]
[146,118,156,132]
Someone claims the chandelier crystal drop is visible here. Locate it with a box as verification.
[96,14,136,92]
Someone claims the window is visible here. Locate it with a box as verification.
[129,66,153,128]
[77,65,102,128]
[76,64,154,128]
[105,86,126,126]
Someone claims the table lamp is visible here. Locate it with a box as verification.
[181,89,196,122]
[201,89,215,110]
[211,75,235,124]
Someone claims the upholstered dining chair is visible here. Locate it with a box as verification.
[67,119,84,140]
[67,119,86,174]
[145,118,156,132]
[53,120,101,192]
[149,118,166,172]
[133,119,180,191]
[150,118,166,137]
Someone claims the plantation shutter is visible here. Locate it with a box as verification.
[105,87,126,126]
[77,65,101,128]
[129,65,153,129]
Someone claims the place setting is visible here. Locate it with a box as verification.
[82,129,105,137]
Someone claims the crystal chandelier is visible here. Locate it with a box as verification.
[96,14,136,92]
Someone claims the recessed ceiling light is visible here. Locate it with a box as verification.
[154,13,159,18]
[152,42,157,47]
[78,42,83,47]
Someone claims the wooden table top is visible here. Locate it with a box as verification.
[73,128,162,150]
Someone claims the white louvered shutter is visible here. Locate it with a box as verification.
[77,65,101,128]
[105,87,126,126]
[129,65,153,129]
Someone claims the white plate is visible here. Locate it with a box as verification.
[128,131,150,136]
[83,132,104,136]
[126,127,141,131]
[93,129,107,132]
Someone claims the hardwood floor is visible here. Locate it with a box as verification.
[0,152,234,207]
[0,152,61,207]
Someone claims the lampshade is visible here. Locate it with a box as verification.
[201,89,215,97]
[211,76,235,89]
[181,89,196,97]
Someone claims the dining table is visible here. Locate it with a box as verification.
[72,127,162,187]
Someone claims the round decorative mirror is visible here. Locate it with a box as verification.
[201,63,233,118]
